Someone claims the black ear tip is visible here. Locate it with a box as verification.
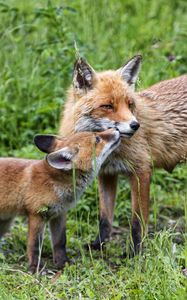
[74,57,86,68]
[33,134,41,145]
[134,54,142,62]
[123,54,142,68]
[34,134,55,153]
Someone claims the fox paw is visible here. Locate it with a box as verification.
[28,263,44,274]
[85,241,106,251]
[54,257,69,269]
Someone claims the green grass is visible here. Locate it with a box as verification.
[0,0,187,299]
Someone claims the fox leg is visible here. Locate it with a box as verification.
[129,171,151,255]
[0,218,13,239]
[91,174,118,249]
[27,214,45,273]
[49,214,68,269]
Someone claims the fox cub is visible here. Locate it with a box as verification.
[0,129,120,273]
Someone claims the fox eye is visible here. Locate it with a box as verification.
[95,136,101,144]
[100,104,114,110]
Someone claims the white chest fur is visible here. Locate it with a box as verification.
[101,157,131,175]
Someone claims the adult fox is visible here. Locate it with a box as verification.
[59,55,187,254]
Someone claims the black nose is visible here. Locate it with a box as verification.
[130,121,140,131]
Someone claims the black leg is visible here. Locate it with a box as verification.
[49,214,68,269]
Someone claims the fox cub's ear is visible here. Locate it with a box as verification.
[118,55,142,89]
[46,148,74,170]
[34,134,57,153]
[73,57,96,91]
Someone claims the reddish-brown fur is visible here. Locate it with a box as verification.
[59,57,187,254]
[0,129,120,272]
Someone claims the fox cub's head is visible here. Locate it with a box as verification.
[34,129,120,174]
[62,55,141,137]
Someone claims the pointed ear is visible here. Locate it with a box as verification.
[34,134,57,153]
[118,55,142,89]
[73,57,96,91]
[46,147,74,170]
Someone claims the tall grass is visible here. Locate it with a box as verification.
[0,0,187,299]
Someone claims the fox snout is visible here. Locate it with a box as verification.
[115,119,140,137]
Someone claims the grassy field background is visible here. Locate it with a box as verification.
[0,0,187,299]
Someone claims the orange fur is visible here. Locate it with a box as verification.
[0,129,120,271]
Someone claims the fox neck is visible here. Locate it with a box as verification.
[43,160,95,204]
[135,94,167,138]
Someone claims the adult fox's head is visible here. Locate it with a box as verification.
[60,56,141,137]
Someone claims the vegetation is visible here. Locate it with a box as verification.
[0,0,186,299]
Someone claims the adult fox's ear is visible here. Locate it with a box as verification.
[73,57,96,91]
[117,55,142,89]
[34,134,58,153]
[46,147,74,170]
